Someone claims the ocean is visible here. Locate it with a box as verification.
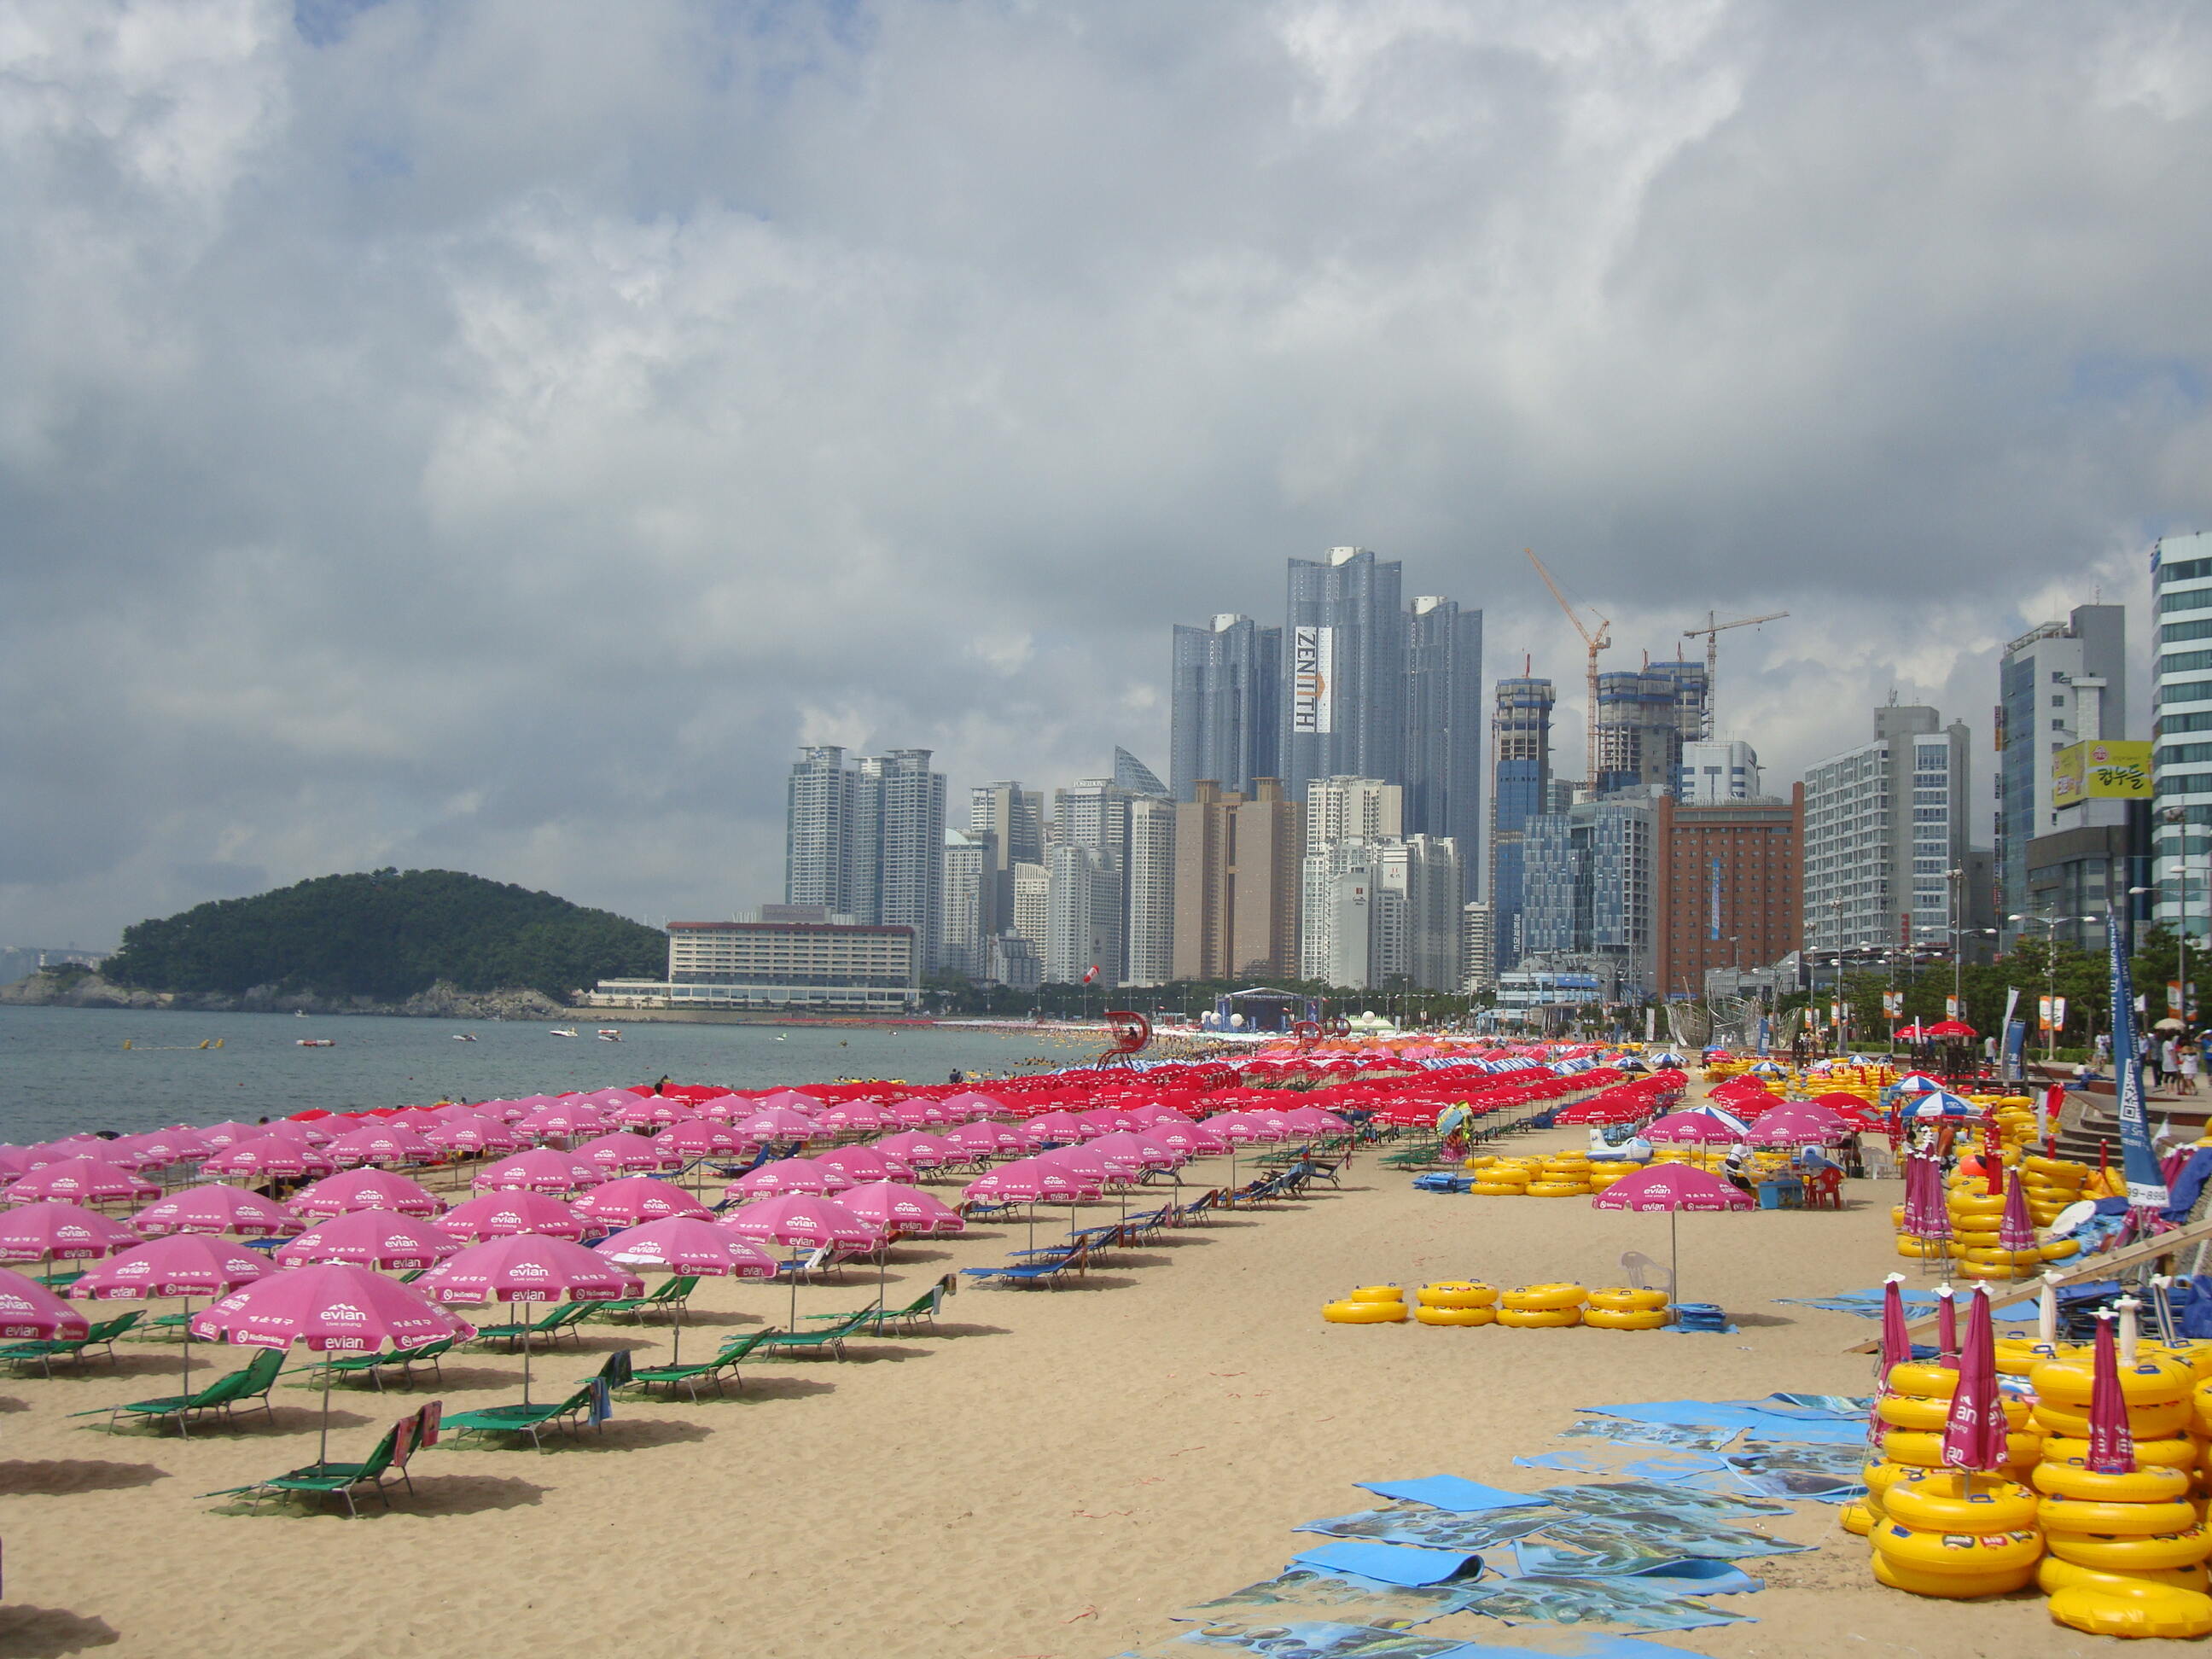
[0,1005,1098,1144]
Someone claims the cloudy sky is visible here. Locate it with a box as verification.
[4,0,2209,945]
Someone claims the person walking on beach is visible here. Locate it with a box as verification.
[2181,1041,2201,1097]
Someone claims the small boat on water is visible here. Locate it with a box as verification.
[452,1033,477,1042]
[596,1029,621,1042]
[550,1028,579,1038]
[295,1038,335,1048]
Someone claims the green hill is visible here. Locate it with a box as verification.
[102,870,667,1001]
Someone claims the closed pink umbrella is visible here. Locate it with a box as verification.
[323,1123,438,1168]
[474,1148,602,1195]
[417,1236,641,1404]
[290,1169,445,1220]
[133,1184,296,1238]
[727,1157,853,1201]
[441,1191,586,1243]
[0,1268,90,1342]
[192,1264,474,1458]
[1996,1167,2037,1255]
[77,1234,271,1392]
[276,1211,461,1271]
[1941,1285,2011,1476]
[721,1193,884,1330]
[2084,1311,2137,1474]
[815,1146,915,1185]
[574,1132,681,1176]
[515,1102,608,1144]
[875,1131,958,1168]
[1590,1163,1750,1307]
[6,1156,160,1207]
[572,1177,710,1227]
[200,1137,334,1184]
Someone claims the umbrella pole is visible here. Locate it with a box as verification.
[181,1296,193,1391]
[521,1304,533,1406]
[1670,1209,1680,1306]
[318,1355,332,1464]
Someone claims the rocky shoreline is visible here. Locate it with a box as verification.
[0,969,571,1022]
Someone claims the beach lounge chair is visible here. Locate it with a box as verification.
[0,1309,143,1377]
[776,1243,858,1283]
[594,1275,699,1324]
[444,1357,624,1452]
[623,1327,782,1400]
[803,1281,946,1337]
[80,1346,285,1438]
[966,1242,1091,1289]
[750,1307,877,1359]
[471,1301,597,1351]
[203,1419,407,1516]
[311,1336,455,1391]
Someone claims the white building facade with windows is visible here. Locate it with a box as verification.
[2156,533,2212,940]
[1802,707,1973,954]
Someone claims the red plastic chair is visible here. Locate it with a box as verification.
[1803,1167,1844,1211]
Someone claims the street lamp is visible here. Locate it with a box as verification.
[2009,912,2099,1061]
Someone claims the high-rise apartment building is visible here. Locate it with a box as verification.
[1461,901,1496,992]
[1522,792,1658,1000]
[969,780,1044,941]
[2155,533,2212,942]
[1653,789,1803,1001]
[1802,706,1974,953]
[1674,740,1763,804]
[1170,614,1282,800]
[1999,605,2128,931]
[1045,843,1120,985]
[1490,677,1556,974]
[1010,863,1051,956]
[939,829,996,979]
[1405,596,1485,895]
[1172,779,1304,981]
[1123,796,1177,987]
[785,746,946,969]
[1284,548,1406,806]
[1306,777,1402,849]
[1382,835,1466,992]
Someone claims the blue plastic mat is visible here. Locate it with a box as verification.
[1289,1540,1482,1586]
[1355,1476,1545,1513]
[1773,1287,1938,1318]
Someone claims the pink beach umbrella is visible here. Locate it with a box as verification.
[133,1184,296,1238]
[1146,1121,1229,1156]
[653,1120,741,1161]
[941,1091,1010,1120]
[695,1092,758,1121]
[323,1123,438,1168]
[944,1121,1022,1156]
[76,1234,271,1392]
[721,1193,884,1330]
[837,1180,965,1237]
[0,1202,139,1272]
[572,1177,711,1228]
[737,1108,824,1145]
[1019,1111,1089,1147]
[263,1118,338,1147]
[888,1097,951,1128]
[441,1191,587,1243]
[1036,1144,1120,1185]
[574,1132,681,1176]
[613,1096,692,1132]
[963,1156,1101,1253]
[1639,1111,1739,1147]
[474,1148,603,1195]
[417,1235,641,1404]
[726,1157,853,1201]
[2083,1312,2137,1474]
[1941,1285,2011,1475]
[873,1131,958,1169]
[1997,1168,2038,1256]
[290,1169,445,1220]
[819,1100,894,1134]
[595,1218,778,1365]
[193,1264,474,1457]
[425,1115,521,1157]
[1590,1163,1750,1306]
[0,1267,90,1342]
[195,1121,263,1150]
[815,1146,915,1185]
[201,1137,335,1184]
[758,1089,824,1115]
[6,1156,160,1208]
[29,1137,110,1166]
[515,1102,608,1144]
[276,1211,461,1272]
[1085,1132,1181,1173]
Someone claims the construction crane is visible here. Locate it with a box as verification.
[1525,550,1610,789]
[1681,609,1789,738]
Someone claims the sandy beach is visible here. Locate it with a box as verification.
[0,1098,2116,1659]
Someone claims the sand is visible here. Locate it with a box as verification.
[0,1099,2116,1659]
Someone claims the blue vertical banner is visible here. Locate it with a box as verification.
[2109,910,2169,1210]
[1708,859,1722,940]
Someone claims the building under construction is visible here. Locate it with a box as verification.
[1593,661,1708,795]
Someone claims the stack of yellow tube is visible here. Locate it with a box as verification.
[2034,1351,2212,1637]
[1528,1153,1591,1196]
[1498,1284,1585,1328]
[1865,1358,2043,1594]
[1413,1281,1496,1326]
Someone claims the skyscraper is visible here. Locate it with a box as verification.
[1674,740,1763,804]
[1802,706,1973,953]
[1521,792,1658,1000]
[939,829,993,978]
[783,746,946,970]
[1170,614,1281,800]
[1405,595,1485,894]
[969,781,1045,938]
[2154,535,2212,943]
[1490,676,1556,972]
[1653,788,1803,1001]
[1123,795,1177,987]
[1592,661,1706,795]
[1305,777,1402,848]
[1114,748,1169,798]
[1999,604,2128,930]
[1045,843,1120,985]
[1172,778,1304,981]
[1284,548,1406,806]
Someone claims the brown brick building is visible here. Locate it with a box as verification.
[1653,788,1804,1000]
[1173,778,1305,981]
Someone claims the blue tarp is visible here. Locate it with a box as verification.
[1289,1540,1481,1586]
[1353,1476,1544,1513]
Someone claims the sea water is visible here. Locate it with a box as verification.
[0,1005,1086,1143]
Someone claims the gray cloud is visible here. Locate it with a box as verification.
[3,0,2208,941]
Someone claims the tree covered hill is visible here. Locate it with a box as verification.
[102,870,667,1001]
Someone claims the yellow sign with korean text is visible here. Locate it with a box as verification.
[2052,740,2151,803]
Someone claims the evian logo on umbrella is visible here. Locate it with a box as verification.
[323,1302,368,1324]
[510,1263,550,1279]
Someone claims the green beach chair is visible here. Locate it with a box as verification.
[444,1353,628,1451]
[203,1420,406,1516]
[310,1336,455,1391]
[79,1347,284,1438]
[471,1301,597,1350]
[622,1327,781,1400]
[752,1307,878,1359]
[594,1275,699,1324]
[0,1309,143,1377]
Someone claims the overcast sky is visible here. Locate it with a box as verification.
[5,0,2209,946]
